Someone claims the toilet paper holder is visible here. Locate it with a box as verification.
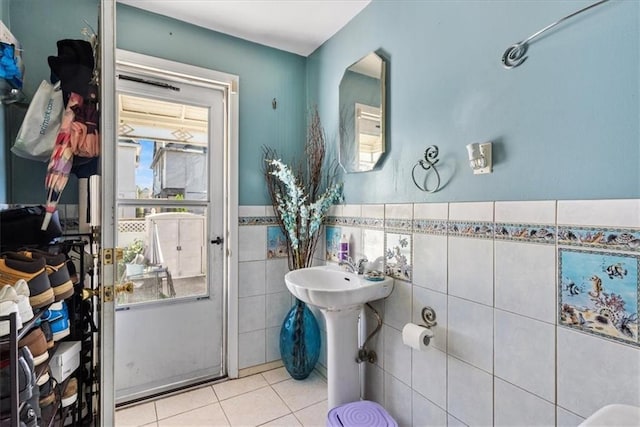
[420,307,437,328]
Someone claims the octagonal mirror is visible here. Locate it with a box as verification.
[339,52,386,173]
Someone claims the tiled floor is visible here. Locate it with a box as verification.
[115,368,328,426]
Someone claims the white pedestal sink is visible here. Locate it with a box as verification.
[285,266,394,409]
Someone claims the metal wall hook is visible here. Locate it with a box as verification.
[412,145,441,193]
[421,306,437,328]
[502,0,610,69]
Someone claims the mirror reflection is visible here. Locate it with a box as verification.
[339,52,386,173]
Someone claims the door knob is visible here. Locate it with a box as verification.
[211,237,224,245]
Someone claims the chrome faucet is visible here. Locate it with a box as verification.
[339,256,368,275]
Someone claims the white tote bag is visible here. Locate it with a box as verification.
[11,80,64,162]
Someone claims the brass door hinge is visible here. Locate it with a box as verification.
[101,248,123,265]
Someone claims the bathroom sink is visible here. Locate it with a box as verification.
[285,266,393,311]
[579,404,640,426]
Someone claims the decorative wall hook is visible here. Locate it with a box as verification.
[411,145,441,193]
[421,307,438,328]
[502,0,610,69]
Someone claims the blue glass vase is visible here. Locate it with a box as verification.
[280,298,321,380]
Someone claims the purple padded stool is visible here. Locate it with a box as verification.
[327,400,398,427]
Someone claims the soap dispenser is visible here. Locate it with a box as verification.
[338,234,349,261]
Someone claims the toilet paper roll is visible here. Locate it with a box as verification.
[402,323,434,350]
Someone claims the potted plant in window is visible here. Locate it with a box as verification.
[264,107,342,380]
[123,238,145,276]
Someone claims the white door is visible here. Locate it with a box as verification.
[113,53,227,403]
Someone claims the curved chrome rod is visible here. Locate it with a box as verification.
[412,145,441,193]
[502,0,610,69]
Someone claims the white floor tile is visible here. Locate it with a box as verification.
[220,387,290,426]
[294,400,328,427]
[213,374,269,401]
[262,367,291,384]
[157,403,229,426]
[271,372,328,412]
[260,413,302,426]
[155,386,218,420]
[115,402,157,426]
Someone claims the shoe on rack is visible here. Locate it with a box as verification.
[20,402,38,427]
[38,377,57,408]
[0,252,54,309]
[37,366,51,387]
[40,319,55,349]
[0,354,33,412]
[61,377,77,408]
[12,279,34,322]
[48,301,70,341]
[20,347,41,422]
[0,293,21,337]
[18,327,49,366]
[20,250,74,302]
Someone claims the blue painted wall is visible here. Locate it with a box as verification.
[116,4,307,206]
[307,0,640,203]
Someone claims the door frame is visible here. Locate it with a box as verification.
[100,6,239,421]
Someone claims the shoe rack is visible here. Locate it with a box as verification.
[0,233,98,427]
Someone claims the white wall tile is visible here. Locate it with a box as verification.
[557,328,640,417]
[364,363,384,404]
[495,241,556,323]
[412,286,447,351]
[412,391,447,426]
[362,204,385,219]
[413,202,448,220]
[447,414,468,426]
[342,226,362,260]
[495,201,556,224]
[383,325,412,386]
[328,204,343,217]
[412,346,447,409]
[238,330,265,369]
[384,373,412,427]
[447,296,493,373]
[239,226,267,261]
[448,237,493,306]
[449,202,493,222]
[239,295,266,333]
[494,378,555,427]
[265,292,292,329]
[363,308,384,368]
[265,326,280,363]
[239,205,266,217]
[557,407,585,427]
[383,280,412,331]
[495,310,556,402]
[557,199,640,227]
[413,234,447,294]
[266,258,290,294]
[385,203,413,220]
[362,229,385,265]
[447,356,493,426]
[238,261,266,298]
[342,204,362,217]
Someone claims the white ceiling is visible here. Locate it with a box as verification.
[117,0,371,57]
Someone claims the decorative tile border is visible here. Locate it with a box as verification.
[384,218,413,232]
[494,223,556,244]
[558,248,639,347]
[448,221,494,239]
[360,217,385,229]
[558,226,640,252]
[239,216,279,226]
[413,219,447,235]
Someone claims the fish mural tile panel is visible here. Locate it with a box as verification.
[558,249,639,346]
[266,226,288,259]
[494,223,556,244]
[326,226,342,262]
[385,232,412,281]
[558,226,640,252]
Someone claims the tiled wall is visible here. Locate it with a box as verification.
[321,200,640,426]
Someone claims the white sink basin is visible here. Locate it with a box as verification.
[580,404,640,426]
[285,266,394,310]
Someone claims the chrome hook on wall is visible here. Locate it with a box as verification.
[502,0,610,69]
[411,145,441,193]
